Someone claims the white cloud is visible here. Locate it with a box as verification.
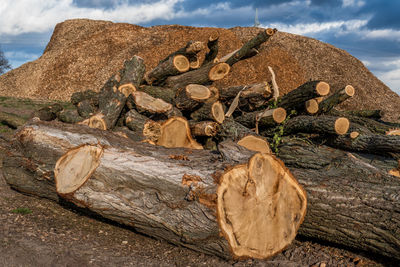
[342,0,365,8]
[0,0,183,35]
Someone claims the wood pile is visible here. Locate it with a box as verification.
[3,28,400,261]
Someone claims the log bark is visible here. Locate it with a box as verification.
[189,121,219,137]
[202,34,219,66]
[278,81,330,112]
[224,28,276,66]
[57,109,84,124]
[31,103,63,121]
[145,55,190,85]
[339,109,384,119]
[138,85,176,104]
[76,99,97,118]
[70,90,99,106]
[190,101,225,124]
[235,108,286,130]
[0,111,26,129]
[217,117,255,142]
[175,84,211,111]
[164,62,230,90]
[318,85,355,114]
[159,41,205,64]
[283,115,350,135]
[118,55,146,94]
[124,109,161,143]
[3,120,306,260]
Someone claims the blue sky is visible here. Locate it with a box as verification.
[0,0,399,95]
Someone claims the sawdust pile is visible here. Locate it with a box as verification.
[0,19,399,121]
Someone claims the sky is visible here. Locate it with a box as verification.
[0,0,399,95]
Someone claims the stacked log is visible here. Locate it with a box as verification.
[8,28,400,261]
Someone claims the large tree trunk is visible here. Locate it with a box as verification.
[3,120,306,260]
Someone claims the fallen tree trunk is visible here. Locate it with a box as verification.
[3,120,306,260]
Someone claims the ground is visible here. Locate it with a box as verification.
[0,97,395,266]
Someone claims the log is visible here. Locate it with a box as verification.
[283,115,350,135]
[202,34,219,66]
[190,101,225,124]
[224,28,277,66]
[128,91,174,118]
[57,109,84,124]
[318,85,355,114]
[138,85,176,104]
[145,55,190,85]
[237,135,271,154]
[159,41,205,64]
[0,111,26,129]
[341,109,384,119]
[31,103,63,121]
[188,55,200,70]
[164,62,230,90]
[175,84,211,111]
[189,121,219,137]
[76,99,97,118]
[235,108,286,130]
[278,81,330,112]
[118,55,146,94]
[124,109,161,143]
[70,90,98,106]
[3,120,306,260]
[157,117,203,149]
[217,117,255,142]
[304,99,319,115]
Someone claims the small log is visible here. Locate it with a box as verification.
[237,135,271,154]
[189,121,219,137]
[164,62,230,90]
[190,101,225,124]
[341,109,384,119]
[124,109,162,143]
[304,99,319,115]
[129,91,173,118]
[350,131,360,139]
[387,129,400,136]
[145,55,190,85]
[157,117,203,149]
[70,90,98,106]
[235,108,286,129]
[284,115,350,135]
[217,117,255,142]
[175,84,211,111]
[76,99,97,118]
[0,111,26,129]
[224,28,277,66]
[57,109,84,124]
[278,81,330,112]
[318,85,355,114]
[159,41,205,64]
[202,33,219,66]
[118,55,146,95]
[138,85,176,104]
[219,82,272,111]
[188,55,200,70]
[31,103,63,121]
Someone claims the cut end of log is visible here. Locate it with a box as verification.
[314,96,324,103]
[266,28,277,36]
[186,41,205,54]
[54,144,104,195]
[143,120,162,143]
[344,85,355,97]
[208,32,219,42]
[316,81,330,96]
[237,135,271,154]
[189,57,200,69]
[217,153,307,259]
[386,129,400,136]
[157,117,203,149]
[118,83,137,97]
[273,107,287,124]
[133,91,173,114]
[350,131,360,139]
[186,84,211,101]
[88,114,107,130]
[173,55,190,73]
[305,99,319,114]
[209,63,230,81]
[334,117,350,135]
[212,101,225,124]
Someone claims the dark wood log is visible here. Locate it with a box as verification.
[76,99,97,118]
[303,99,319,115]
[235,108,286,130]
[190,101,225,124]
[31,103,63,121]
[189,121,219,137]
[278,81,330,112]
[138,85,176,104]
[124,109,161,143]
[3,120,306,260]
[159,41,205,64]
[175,84,211,111]
[118,55,146,94]
[0,111,26,129]
[57,109,84,124]
[164,62,230,90]
[219,82,272,111]
[217,117,255,142]
[188,54,200,70]
[318,85,355,114]
[70,90,98,106]
[202,34,219,66]
[145,55,190,85]
[224,28,276,66]
[283,115,350,135]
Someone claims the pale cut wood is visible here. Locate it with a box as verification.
[117,55,145,95]
[335,117,350,135]
[175,84,211,111]
[237,135,271,154]
[191,101,225,124]
[387,129,400,136]
[145,55,190,85]
[350,131,360,139]
[208,63,230,81]
[132,91,173,115]
[305,99,319,114]
[217,153,307,259]
[124,109,162,143]
[157,117,203,149]
[318,85,355,114]
[189,55,200,70]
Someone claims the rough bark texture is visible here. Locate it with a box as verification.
[190,101,225,124]
[0,111,26,129]
[76,99,97,118]
[284,115,349,135]
[57,109,84,124]
[159,41,205,64]
[235,108,286,130]
[138,85,176,104]
[31,104,63,121]
[318,85,354,114]
[118,55,146,92]
[145,55,189,85]
[70,90,99,106]
[203,35,219,66]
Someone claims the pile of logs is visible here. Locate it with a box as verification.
[3,28,400,261]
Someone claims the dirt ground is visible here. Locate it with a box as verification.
[0,97,396,267]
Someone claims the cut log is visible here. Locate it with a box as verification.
[202,33,219,66]
[387,129,400,136]
[318,85,355,114]
[189,121,219,137]
[304,99,319,115]
[31,103,63,121]
[70,90,98,106]
[76,99,97,118]
[235,108,286,130]
[350,131,360,139]
[340,109,384,119]
[0,111,26,129]
[124,109,162,143]
[117,55,146,95]
[237,135,271,154]
[190,101,225,124]
[57,109,84,124]
[188,55,200,70]
[175,84,211,111]
[217,117,255,142]
[4,120,400,260]
[164,62,230,90]
[129,91,173,118]
[224,28,277,66]
[278,81,330,112]
[145,55,190,85]
[283,115,349,135]
[159,41,205,64]
[157,117,203,149]
[138,85,176,104]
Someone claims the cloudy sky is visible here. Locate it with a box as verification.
[0,0,399,95]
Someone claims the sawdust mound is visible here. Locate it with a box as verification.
[0,19,399,121]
